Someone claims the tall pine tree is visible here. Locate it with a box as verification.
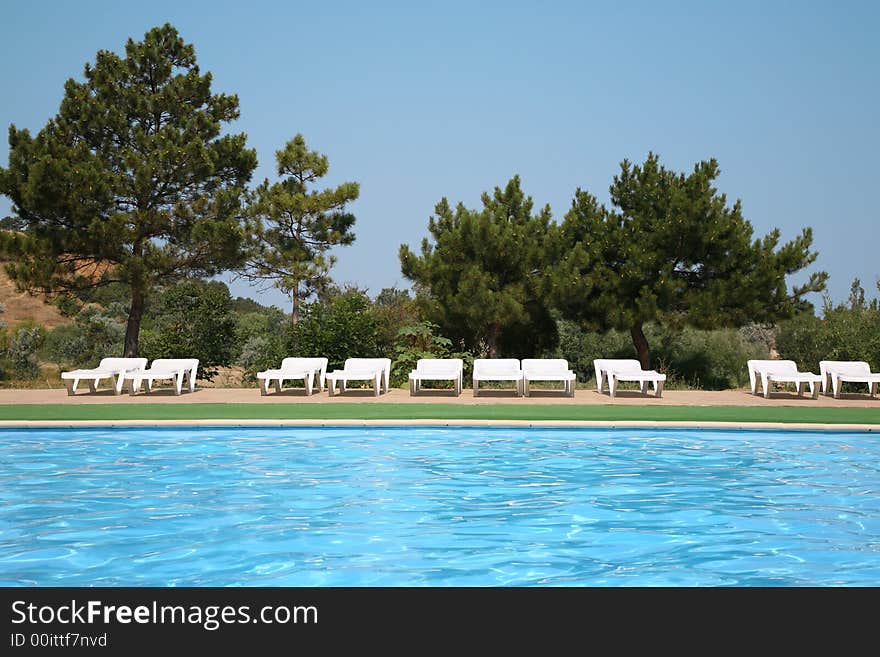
[0,24,257,356]
[239,134,358,325]
[548,153,827,369]
[400,176,556,357]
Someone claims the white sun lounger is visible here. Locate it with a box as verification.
[473,359,523,397]
[327,358,391,397]
[819,360,880,398]
[124,358,200,395]
[593,359,666,399]
[256,357,328,395]
[408,358,463,395]
[747,359,822,399]
[521,358,576,397]
[61,357,147,395]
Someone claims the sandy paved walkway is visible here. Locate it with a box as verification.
[0,386,877,407]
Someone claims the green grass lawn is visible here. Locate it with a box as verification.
[0,403,877,424]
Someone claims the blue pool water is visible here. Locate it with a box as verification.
[1,426,878,586]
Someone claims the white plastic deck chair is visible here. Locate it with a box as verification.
[61,357,147,395]
[472,359,523,397]
[819,360,880,398]
[521,358,576,397]
[408,358,464,396]
[256,357,328,395]
[747,359,822,399]
[326,358,391,397]
[593,359,666,399]
[124,359,199,395]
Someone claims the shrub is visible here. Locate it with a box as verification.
[391,321,473,388]
[552,320,767,389]
[233,307,289,381]
[140,280,236,380]
[289,291,379,371]
[776,279,880,373]
[42,305,126,369]
[2,323,46,380]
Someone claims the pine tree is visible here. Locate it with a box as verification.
[239,135,358,325]
[0,24,257,356]
[400,176,556,357]
[548,153,827,369]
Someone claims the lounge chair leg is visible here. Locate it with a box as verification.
[523,378,529,397]
[409,378,415,395]
[656,381,664,398]
[810,382,819,399]
[66,380,76,396]
[374,375,380,397]
[640,381,648,395]
[833,377,841,399]
[89,380,97,393]
[762,375,770,399]
[260,380,268,396]
[597,371,604,394]
[609,376,617,399]
[473,381,478,397]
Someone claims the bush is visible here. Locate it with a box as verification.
[233,307,289,381]
[1,322,46,380]
[140,280,237,380]
[552,320,767,389]
[776,279,880,373]
[42,305,126,369]
[289,291,379,371]
[391,321,473,388]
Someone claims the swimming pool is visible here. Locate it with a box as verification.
[1,426,878,586]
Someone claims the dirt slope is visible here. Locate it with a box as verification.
[0,267,69,328]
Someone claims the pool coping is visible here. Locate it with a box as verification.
[0,419,877,431]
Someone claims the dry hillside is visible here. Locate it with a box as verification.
[0,267,69,328]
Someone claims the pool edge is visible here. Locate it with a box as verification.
[0,419,876,431]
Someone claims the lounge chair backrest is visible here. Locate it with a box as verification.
[594,359,643,375]
[344,358,391,373]
[149,358,199,372]
[416,358,463,374]
[280,357,328,377]
[473,359,521,376]
[748,359,798,377]
[819,360,870,377]
[521,359,570,375]
[97,357,147,372]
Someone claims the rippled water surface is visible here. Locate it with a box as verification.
[1,426,879,585]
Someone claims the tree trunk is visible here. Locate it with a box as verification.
[292,289,300,328]
[486,324,499,358]
[123,286,146,357]
[630,321,650,370]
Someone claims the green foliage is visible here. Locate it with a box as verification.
[42,305,126,369]
[391,321,473,388]
[233,307,289,381]
[241,134,359,323]
[372,287,420,358]
[0,24,257,356]
[139,280,236,380]
[288,290,379,370]
[0,322,46,380]
[776,279,880,373]
[400,176,556,358]
[548,153,827,368]
[554,320,767,389]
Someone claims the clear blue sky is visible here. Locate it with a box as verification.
[2,1,877,311]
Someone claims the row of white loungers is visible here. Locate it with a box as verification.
[61,358,199,396]
[257,358,393,397]
[749,359,880,399]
